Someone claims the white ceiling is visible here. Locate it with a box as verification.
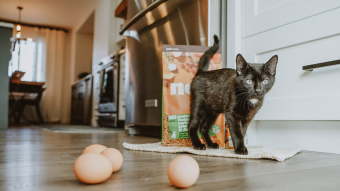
[0,0,98,30]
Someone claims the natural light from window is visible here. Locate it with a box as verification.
[9,39,44,82]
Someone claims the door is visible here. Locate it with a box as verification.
[230,0,340,120]
[0,26,12,128]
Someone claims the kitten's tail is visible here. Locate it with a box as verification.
[197,35,220,74]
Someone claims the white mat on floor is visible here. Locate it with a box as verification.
[123,142,300,162]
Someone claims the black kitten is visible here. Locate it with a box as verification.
[189,35,278,154]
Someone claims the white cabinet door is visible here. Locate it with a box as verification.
[233,0,340,120]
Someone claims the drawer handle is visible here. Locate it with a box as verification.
[302,59,340,71]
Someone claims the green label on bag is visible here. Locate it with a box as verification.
[168,115,221,140]
[168,114,190,139]
[209,125,220,136]
[197,125,220,138]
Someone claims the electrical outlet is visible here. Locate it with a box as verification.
[145,99,158,108]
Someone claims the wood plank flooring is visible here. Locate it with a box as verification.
[1,126,340,191]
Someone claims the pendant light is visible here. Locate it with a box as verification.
[15,6,23,39]
[10,3,27,78]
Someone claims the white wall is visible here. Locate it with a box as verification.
[92,0,112,69]
[92,0,123,69]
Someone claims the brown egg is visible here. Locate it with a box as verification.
[83,144,107,154]
[167,155,200,188]
[101,148,123,172]
[73,153,113,184]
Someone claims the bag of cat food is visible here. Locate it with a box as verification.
[161,45,232,149]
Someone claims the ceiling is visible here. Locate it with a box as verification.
[0,0,98,30]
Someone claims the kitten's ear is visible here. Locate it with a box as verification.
[236,54,248,75]
[264,55,278,75]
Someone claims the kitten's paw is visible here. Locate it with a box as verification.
[235,146,248,155]
[193,144,206,150]
[207,143,219,149]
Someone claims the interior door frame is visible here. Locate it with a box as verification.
[226,0,242,68]
[208,0,221,45]
[208,0,229,67]
[208,0,242,69]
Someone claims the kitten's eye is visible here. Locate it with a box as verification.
[246,79,253,85]
[262,79,269,85]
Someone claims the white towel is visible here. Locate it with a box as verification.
[123,142,300,162]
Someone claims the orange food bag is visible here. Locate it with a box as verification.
[161,45,232,149]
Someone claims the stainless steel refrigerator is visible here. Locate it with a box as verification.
[124,0,208,136]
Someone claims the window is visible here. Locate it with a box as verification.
[9,39,45,82]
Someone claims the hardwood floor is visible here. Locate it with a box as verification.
[1,126,340,191]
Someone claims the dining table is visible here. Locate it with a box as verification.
[9,80,46,125]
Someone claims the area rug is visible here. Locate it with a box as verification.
[43,125,122,134]
[123,142,300,162]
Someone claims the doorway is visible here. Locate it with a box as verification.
[70,13,94,125]
[75,12,94,78]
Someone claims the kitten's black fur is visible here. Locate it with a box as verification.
[189,35,278,154]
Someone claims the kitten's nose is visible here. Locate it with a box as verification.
[255,89,261,93]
